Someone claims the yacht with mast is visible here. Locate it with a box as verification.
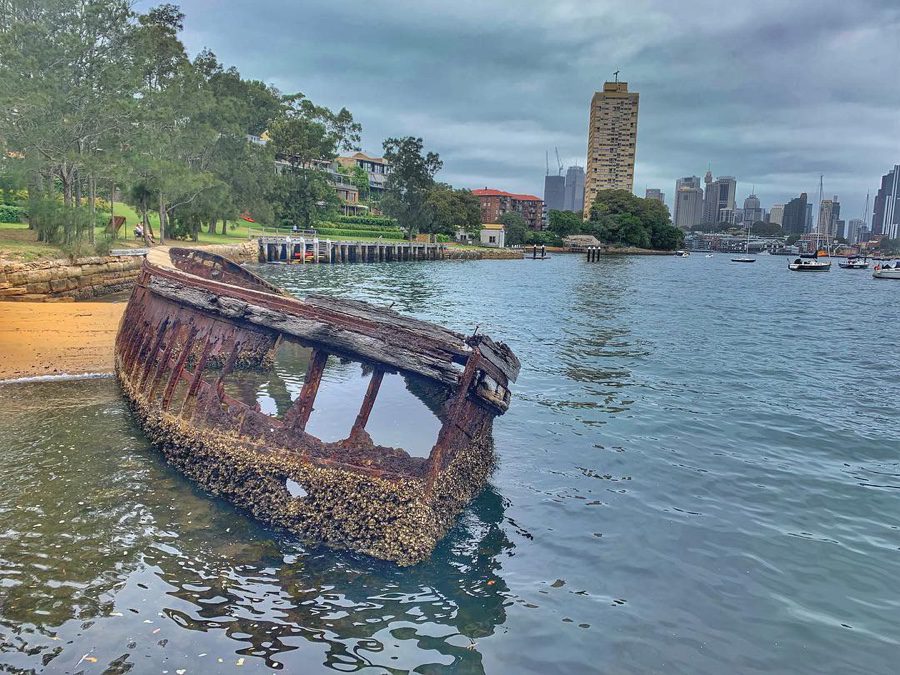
[789,175,831,272]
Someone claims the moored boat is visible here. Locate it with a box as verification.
[873,262,900,279]
[789,255,831,271]
[115,248,519,565]
[839,257,869,269]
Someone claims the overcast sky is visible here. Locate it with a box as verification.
[171,0,900,219]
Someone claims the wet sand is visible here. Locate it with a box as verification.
[0,302,125,380]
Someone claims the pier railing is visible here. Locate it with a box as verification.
[256,235,447,264]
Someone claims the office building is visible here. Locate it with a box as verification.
[543,175,565,213]
[847,218,864,245]
[564,166,585,213]
[782,193,809,235]
[645,188,664,203]
[703,171,737,224]
[769,204,784,226]
[673,176,704,230]
[805,203,813,232]
[742,193,763,226]
[873,165,900,238]
[583,81,639,218]
[472,188,544,230]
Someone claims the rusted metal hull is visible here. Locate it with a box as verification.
[114,248,518,565]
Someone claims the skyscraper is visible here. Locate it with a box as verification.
[873,165,900,238]
[645,188,664,203]
[805,203,813,232]
[583,80,639,218]
[702,171,736,224]
[564,166,585,213]
[782,193,808,235]
[847,218,864,245]
[818,199,835,238]
[543,174,565,213]
[673,176,704,229]
[742,193,763,226]
[769,204,784,226]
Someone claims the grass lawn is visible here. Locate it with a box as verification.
[1,203,494,263]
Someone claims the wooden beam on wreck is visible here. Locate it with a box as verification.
[283,348,328,431]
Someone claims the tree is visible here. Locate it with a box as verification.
[750,221,784,237]
[425,184,481,236]
[498,212,527,246]
[586,190,683,250]
[381,137,442,238]
[548,210,581,238]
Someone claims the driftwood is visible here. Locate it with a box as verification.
[113,249,519,565]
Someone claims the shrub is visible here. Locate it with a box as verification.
[313,227,406,240]
[436,234,450,243]
[335,215,398,228]
[524,230,563,246]
[0,204,27,223]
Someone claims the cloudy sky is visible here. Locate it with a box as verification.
[171,0,900,219]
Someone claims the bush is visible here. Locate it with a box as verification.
[335,215,398,228]
[436,234,450,243]
[313,227,406,240]
[524,230,563,246]
[0,204,27,223]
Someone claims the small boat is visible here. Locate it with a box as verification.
[790,177,832,273]
[705,254,714,258]
[731,223,755,263]
[839,257,869,269]
[873,262,900,279]
[789,255,831,272]
[115,248,519,565]
[731,257,756,263]
[674,250,690,257]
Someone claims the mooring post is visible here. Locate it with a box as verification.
[300,238,306,264]
[284,349,329,431]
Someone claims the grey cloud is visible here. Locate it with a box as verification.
[171,0,900,217]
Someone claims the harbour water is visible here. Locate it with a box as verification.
[1,253,899,673]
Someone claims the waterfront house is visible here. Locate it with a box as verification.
[480,223,506,247]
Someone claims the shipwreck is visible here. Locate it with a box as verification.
[114,248,519,565]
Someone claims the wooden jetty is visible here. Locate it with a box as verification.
[114,247,519,565]
[257,235,447,264]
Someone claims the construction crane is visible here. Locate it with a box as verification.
[545,150,550,177]
[555,147,563,176]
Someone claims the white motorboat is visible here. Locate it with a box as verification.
[873,262,900,279]
[839,257,869,269]
[674,250,690,257]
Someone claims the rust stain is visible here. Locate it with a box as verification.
[114,247,519,565]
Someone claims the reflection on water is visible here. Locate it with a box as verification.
[3,255,900,673]
[0,379,511,673]
[221,339,446,457]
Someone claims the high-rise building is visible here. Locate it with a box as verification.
[564,166,585,213]
[673,176,704,230]
[782,193,809,235]
[873,165,900,238]
[742,193,763,226]
[847,218,864,244]
[805,203,813,232]
[645,188,664,203]
[583,81,639,218]
[544,175,565,213]
[702,171,736,224]
[816,195,841,239]
[769,204,784,226]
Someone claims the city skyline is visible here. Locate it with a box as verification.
[165,0,900,221]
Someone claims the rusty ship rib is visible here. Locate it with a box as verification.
[114,248,519,565]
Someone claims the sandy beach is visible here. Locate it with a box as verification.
[0,302,125,380]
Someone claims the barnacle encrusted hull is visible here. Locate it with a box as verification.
[114,248,519,565]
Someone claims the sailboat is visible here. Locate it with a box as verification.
[839,192,870,269]
[789,175,831,272]
[731,220,755,263]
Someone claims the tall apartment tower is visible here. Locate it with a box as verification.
[564,166,585,213]
[673,176,703,229]
[583,81,639,218]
